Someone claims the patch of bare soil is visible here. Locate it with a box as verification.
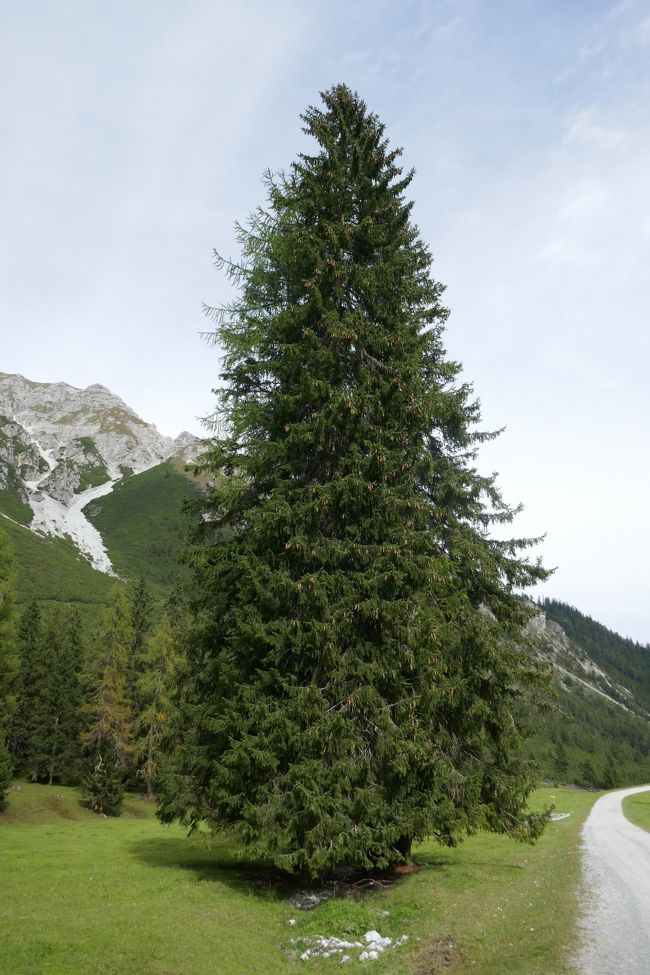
[45,794,76,819]
[415,936,463,974]
[121,801,150,818]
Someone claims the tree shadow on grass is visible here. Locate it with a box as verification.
[129,834,453,903]
[129,834,296,900]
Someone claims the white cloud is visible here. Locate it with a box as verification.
[563,108,626,148]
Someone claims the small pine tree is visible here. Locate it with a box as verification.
[81,744,124,815]
[158,86,550,876]
[82,588,133,814]
[0,734,12,811]
[135,613,176,799]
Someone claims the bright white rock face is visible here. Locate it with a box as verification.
[0,372,201,573]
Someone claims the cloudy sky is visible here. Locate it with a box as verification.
[2,0,650,642]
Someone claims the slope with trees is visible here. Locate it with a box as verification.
[526,600,650,788]
[542,598,650,712]
[158,85,550,877]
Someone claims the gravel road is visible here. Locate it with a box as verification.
[574,784,650,974]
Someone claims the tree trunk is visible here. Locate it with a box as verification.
[147,735,155,800]
[48,716,59,785]
[396,834,412,860]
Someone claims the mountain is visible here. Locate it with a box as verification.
[526,601,650,788]
[2,372,650,789]
[541,598,650,715]
[0,372,202,578]
[0,373,204,609]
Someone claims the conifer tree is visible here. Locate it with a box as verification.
[0,526,17,727]
[44,609,84,784]
[11,605,83,783]
[158,86,550,876]
[11,601,50,780]
[0,526,16,809]
[0,735,12,811]
[553,741,569,779]
[135,613,176,798]
[164,579,189,634]
[128,577,152,701]
[82,588,133,813]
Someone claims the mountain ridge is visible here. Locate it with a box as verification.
[0,372,202,573]
[3,371,650,789]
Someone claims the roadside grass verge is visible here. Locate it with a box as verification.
[0,782,598,975]
[622,790,650,831]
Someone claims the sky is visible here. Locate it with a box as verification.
[2,0,650,642]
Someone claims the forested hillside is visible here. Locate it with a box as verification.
[529,600,650,788]
[542,598,650,712]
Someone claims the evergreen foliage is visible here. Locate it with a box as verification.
[82,587,133,813]
[43,609,84,784]
[542,598,650,711]
[128,577,152,703]
[11,601,49,780]
[10,603,84,783]
[0,525,17,732]
[522,599,650,789]
[81,743,125,815]
[159,86,550,876]
[135,612,176,798]
[0,525,16,809]
[0,733,12,810]
[527,679,650,788]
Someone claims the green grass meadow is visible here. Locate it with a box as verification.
[0,783,598,975]
[622,790,650,832]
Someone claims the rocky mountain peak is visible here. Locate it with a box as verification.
[0,372,201,572]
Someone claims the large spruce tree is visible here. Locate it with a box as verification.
[158,85,549,876]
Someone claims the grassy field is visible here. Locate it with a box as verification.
[622,790,650,832]
[0,490,34,525]
[0,782,598,975]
